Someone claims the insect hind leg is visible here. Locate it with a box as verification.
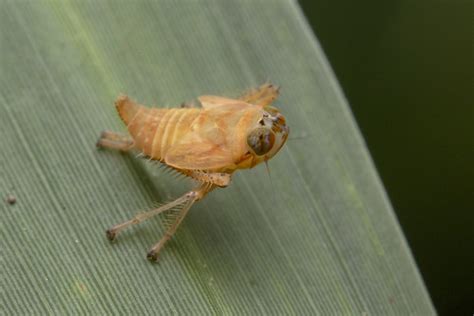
[106,183,213,261]
[105,192,192,241]
[146,193,196,262]
[96,130,134,152]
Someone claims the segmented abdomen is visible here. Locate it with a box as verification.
[116,95,200,160]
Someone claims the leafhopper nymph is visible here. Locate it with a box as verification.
[97,84,289,261]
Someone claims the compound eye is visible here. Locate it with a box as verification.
[247,128,275,156]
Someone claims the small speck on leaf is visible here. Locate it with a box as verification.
[5,194,16,205]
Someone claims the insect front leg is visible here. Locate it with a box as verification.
[96,130,134,152]
[239,83,280,107]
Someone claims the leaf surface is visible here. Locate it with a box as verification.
[0,1,435,314]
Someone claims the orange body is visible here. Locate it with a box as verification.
[117,96,201,161]
[99,84,289,261]
[116,94,288,174]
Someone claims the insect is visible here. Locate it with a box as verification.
[97,83,289,261]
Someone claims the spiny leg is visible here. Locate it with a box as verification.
[239,83,280,107]
[96,130,134,151]
[145,195,196,261]
[148,183,216,261]
[106,183,214,261]
[146,181,224,261]
[105,193,193,241]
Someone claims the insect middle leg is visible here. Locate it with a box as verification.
[185,170,232,187]
[96,130,134,151]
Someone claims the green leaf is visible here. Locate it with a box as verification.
[1,1,435,314]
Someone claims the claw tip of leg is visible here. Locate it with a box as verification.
[147,250,159,262]
[106,229,116,241]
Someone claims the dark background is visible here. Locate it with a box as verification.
[299,0,473,314]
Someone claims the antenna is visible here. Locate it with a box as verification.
[264,160,278,207]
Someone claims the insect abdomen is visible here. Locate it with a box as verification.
[115,95,200,160]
